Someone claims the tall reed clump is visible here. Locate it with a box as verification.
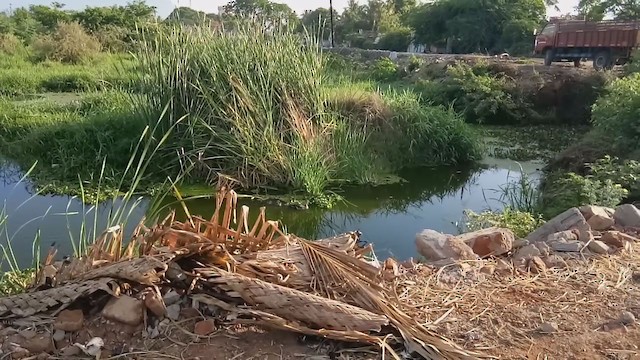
[132,24,333,196]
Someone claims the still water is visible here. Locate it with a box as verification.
[0,158,540,268]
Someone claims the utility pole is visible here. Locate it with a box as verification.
[329,0,335,47]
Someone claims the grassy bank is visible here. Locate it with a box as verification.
[0,25,483,204]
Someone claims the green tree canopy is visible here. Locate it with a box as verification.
[578,0,640,20]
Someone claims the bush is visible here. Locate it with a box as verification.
[377,28,412,52]
[0,34,23,55]
[95,25,131,53]
[541,172,628,218]
[465,208,545,238]
[31,22,101,64]
[591,74,640,153]
[371,57,400,81]
[407,55,423,73]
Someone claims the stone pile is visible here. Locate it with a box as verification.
[415,204,640,272]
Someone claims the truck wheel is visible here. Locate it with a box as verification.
[593,51,611,71]
[544,49,554,66]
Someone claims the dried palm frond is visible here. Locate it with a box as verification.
[195,267,389,333]
[0,278,119,319]
[297,238,488,359]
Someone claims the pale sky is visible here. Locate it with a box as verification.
[7,0,581,18]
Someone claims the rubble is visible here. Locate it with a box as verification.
[415,230,478,262]
[194,319,217,336]
[619,311,636,325]
[527,208,587,243]
[614,204,640,227]
[587,240,610,254]
[54,310,84,332]
[102,295,144,326]
[455,227,515,257]
[538,322,559,334]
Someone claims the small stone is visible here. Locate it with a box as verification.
[480,264,495,275]
[22,335,54,354]
[18,330,36,340]
[193,319,216,336]
[619,311,636,325]
[144,291,167,318]
[54,310,84,332]
[539,322,559,334]
[180,307,201,319]
[455,227,515,257]
[547,230,578,242]
[166,304,181,321]
[10,347,29,360]
[527,208,587,243]
[513,244,541,261]
[601,231,637,248]
[513,238,529,249]
[535,242,551,257]
[52,329,65,343]
[36,353,48,360]
[146,327,160,339]
[415,230,478,262]
[587,213,615,231]
[614,204,640,227]
[549,241,584,252]
[527,256,547,274]
[102,295,144,326]
[163,290,181,306]
[543,255,567,269]
[60,346,81,357]
[587,240,610,254]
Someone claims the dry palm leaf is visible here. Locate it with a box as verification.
[297,238,488,360]
[195,267,389,333]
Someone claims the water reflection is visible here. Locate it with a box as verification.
[0,159,533,268]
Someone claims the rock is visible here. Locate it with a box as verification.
[614,204,640,227]
[587,212,615,231]
[601,231,638,248]
[480,264,495,275]
[538,322,559,334]
[59,346,81,357]
[527,256,546,274]
[527,208,587,243]
[455,227,515,257]
[166,304,181,321]
[9,347,29,359]
[18,330,36,340]
[163,290,181,306]
[549,241,584,252]
[513,239,529,249]
[194,319,216,336]
[102,295,144,326]
[52,330,65,343]
[54,310,84,332]
[619,311,636,325]
[144,291,167,318]
[581,205,615,221]
[22,335,53,354]
[587,240,610,254]
[547,230,578,242]
[415,230,478,262]
[543,255,567,269]
[513,244,541,261]
[495,259,512,273]
[180,307,201,319]
[536,242,551,257]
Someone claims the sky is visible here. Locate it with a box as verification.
[5,0,581,18]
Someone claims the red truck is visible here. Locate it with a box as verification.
[534,19,640,70]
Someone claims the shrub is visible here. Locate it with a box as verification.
[591,74,640,153]
[31,22,101,64]
[371,57,400,81]
[0,34,23,55]
[541,172,628,218]
[407,55,423,73]
[95,25,131,53]
[377,27,412,52]
[465,208,545,238]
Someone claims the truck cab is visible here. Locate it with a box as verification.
[534,22,556,56]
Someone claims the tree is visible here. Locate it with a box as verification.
[409,0,546,54]
[301,8,337,39]
[29,4,71,31]
[166,7,209,26]
[11,8,40,42]
[578,0,640,20]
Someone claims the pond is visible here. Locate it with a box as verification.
[0,158,541,269]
